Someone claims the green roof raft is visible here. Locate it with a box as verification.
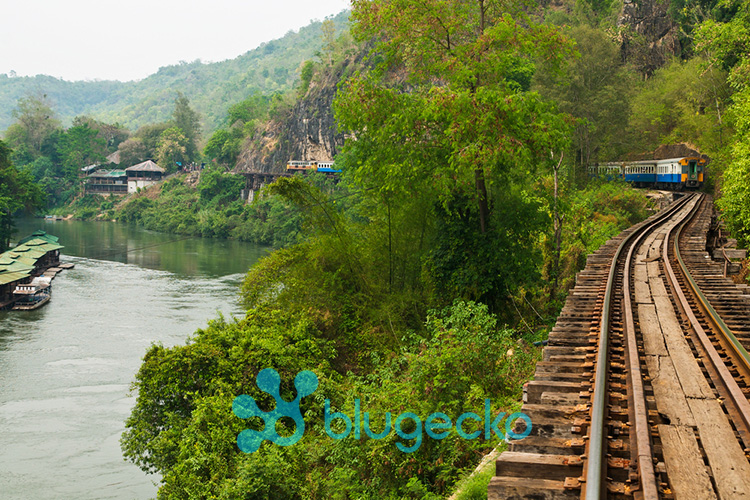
[0,259,34,273]
[0,252,37,269]
[15,238,64,253]
[0,231,63,282]
[17,230,60,246]
[0,271,31,286]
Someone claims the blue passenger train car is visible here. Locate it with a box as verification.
[286,160,342,174]
[589,156,706,190]
[316,162,342,173]
[590,164,623,181]
[623,162,656,186]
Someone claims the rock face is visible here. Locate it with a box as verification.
[629,142,710,162]
[652,142,710,162]
[235,52,364,174]
[618,0,681,75]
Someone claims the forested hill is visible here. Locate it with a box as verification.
[0,10,349,133]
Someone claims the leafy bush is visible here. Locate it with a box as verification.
[122,301,537,499]
[113,171,304,247]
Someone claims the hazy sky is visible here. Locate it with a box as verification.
[2,0,351,82]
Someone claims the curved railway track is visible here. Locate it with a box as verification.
[489,193,750,500]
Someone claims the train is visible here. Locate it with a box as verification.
[286,160,342,174]
[589,156,707,190]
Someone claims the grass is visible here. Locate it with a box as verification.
[452,459,498,500]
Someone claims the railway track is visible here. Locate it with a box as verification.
[488,193,750,499]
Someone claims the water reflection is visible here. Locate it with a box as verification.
[13,218,269,278]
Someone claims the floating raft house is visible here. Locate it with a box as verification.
[0,231,65,310]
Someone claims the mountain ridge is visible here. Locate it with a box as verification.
[0,10,350,134]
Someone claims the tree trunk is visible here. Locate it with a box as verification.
[551,154,564,299]
[387,199,393,291]
[475,168,489,233]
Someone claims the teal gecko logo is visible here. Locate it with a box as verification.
[233,369,532,453]
[232,368,319,453]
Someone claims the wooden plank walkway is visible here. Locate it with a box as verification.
[636,214,750,499]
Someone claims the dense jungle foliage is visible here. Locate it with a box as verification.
[114,171,336,248]
[5,0,750,497]
[0,140,44,251]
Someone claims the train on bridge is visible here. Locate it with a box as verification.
[286,160,341,174]
[589,156,707,190]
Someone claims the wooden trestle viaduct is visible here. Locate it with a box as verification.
[489,193,750,500]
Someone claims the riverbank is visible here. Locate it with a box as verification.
[45,169,311,249]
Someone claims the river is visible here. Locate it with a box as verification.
[0,218,268,500]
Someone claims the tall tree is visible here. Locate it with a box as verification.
[156,127,188,172]
[698,0,750,243]
[57,123,107,180]
[336,0,574,233]
[534,26,636,174]
[171,92,201,162]
[117,137,149,168]
[4,94,62,160]
[0,141,44,251]
[628,57,730,153]
[321,19,337,65]
[332,0,574,307]
[134,122,171,159]
[72,116,130,154]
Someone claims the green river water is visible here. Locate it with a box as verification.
[0,218,268,499]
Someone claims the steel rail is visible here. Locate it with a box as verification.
[676,199,750,373]
[584,193,695,499]
[620,208,665,500]
[663,194,750,434]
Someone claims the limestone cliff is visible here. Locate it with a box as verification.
[627,142,710,162]
[234,52,364,174]
[617,0,681,75]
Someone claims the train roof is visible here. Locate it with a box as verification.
[596,156,707,167]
